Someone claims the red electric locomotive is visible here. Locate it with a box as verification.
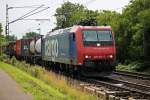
[72,25,116,75]
[42,25,116,76]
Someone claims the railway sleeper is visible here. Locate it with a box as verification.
[108,95,149,100]
[104,90,130,97]
[80,84,132,100]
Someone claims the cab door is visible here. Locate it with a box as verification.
[69,33,77,64]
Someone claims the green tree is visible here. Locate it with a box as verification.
[0,23,2,35]
[121,0,150,63]
[0,23,4,44]
[69,8,87,26]
[22,32,39,39]
[0,23,5,55]
[6,35,17,41]
[55,2,85,28]
[138,9,150,66]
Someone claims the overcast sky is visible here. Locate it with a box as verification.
[0,0,130,39]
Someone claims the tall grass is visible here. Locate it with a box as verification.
[1,57,97,100]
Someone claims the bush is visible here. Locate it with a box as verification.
[11,56,17,65]
[32,67,42,78]
[124,59,131,65]
[0,54,8,61]
[133,63,145,72]
[117,62,144,72]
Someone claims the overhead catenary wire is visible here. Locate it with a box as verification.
[6,4,51,36]
[9,0,96,25]
[9,5,45,24]
[83,0,96,6]
[19,19,50,21]
[18,7,50,21]
[8,5,46,9]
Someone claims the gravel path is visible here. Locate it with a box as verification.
[0,69,32,100]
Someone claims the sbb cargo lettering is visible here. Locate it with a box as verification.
[45,39,58,58]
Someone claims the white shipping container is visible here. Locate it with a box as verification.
[30,40,35,53]
[35,38,41,53]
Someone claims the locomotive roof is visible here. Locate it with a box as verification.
[78,25,112,29]
[47,27,72,36]
[45,25,112,37]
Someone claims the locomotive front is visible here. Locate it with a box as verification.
[75,26,116,72]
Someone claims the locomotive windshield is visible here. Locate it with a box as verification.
[82,30,113,46]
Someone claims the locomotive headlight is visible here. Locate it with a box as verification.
[109,55,113,59]
[85,55,89,58]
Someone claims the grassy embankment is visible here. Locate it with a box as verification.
[0,57,97,100]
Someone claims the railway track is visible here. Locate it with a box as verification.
[79,70,150,100]
[105,77,150,95]
[114,70,150,80]
[81,77,150,100]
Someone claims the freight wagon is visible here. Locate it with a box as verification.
[29,35,43,64]
[16,39,31,60]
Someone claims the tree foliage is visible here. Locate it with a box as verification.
[55,2,85,28]
[6,35,17,41]
[55,2,99,28]
[0,23,2,35]
[22,32,39,39]
[0,23,5,55]
[0,23,17,42]
[0,23,5,45]
[120,0,150,65]
[138,9,150,65]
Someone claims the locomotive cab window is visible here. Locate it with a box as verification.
[82,30,113,46]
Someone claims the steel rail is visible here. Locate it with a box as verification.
[114,71,150,80]
[107,78,150,92]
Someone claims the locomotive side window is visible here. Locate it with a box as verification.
[83,31,98,42]
[97,31,112,41]
[82,30,113,46]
